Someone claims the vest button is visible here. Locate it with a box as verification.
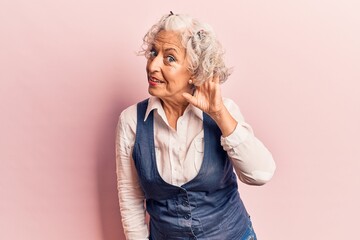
[179,188,186,194]
[184,213,191,219]
[182,200,189,207]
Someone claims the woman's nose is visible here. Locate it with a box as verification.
[147,55,162,72]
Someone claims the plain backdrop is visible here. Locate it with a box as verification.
[1,0,359,239]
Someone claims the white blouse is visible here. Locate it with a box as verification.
[116,96,276,240]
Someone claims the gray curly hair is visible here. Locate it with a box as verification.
[140,12,232,86]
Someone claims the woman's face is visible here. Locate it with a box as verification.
[146,30,193,102]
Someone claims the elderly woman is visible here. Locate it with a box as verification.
[116,12,276,240]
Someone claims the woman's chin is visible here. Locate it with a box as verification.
[148,88,160,97]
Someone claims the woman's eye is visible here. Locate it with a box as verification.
[149,49,157,58]
[166,55,176,62]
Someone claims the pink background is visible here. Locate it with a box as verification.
[1,0,359,239]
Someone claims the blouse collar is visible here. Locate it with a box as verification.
[144,96,203,123]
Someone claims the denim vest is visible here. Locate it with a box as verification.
[133,99,250,240]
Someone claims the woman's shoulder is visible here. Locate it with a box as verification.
[119,97,152,126]
[118,102,138,128]
[117,100,145,139]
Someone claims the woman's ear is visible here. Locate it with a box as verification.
[188,77,196,94]
[188,75,196,85]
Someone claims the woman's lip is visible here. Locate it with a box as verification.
[148,80,158,86]
[148,77,165,84]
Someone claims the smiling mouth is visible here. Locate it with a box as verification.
[148,77,165,84]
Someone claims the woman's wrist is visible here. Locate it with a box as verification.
[209,105,237,137]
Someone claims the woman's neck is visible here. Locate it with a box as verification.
[160,98,189,130]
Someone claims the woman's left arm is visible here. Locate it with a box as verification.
[220,98,276,185]
[183,76,276,185]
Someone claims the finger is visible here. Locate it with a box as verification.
[182,92,198,106]
[212,75,220,84]
[202,79,211,90]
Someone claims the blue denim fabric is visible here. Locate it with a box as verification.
[240,218,257,240]
[134,99,251,240]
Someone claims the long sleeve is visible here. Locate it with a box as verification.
[220,99,276,185]
[116,109,149,240]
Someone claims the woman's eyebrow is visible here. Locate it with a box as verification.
[164,48,178,53]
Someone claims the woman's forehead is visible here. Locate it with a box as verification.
[153,30,183,51]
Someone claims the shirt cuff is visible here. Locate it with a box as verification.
[221,123,251,149]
